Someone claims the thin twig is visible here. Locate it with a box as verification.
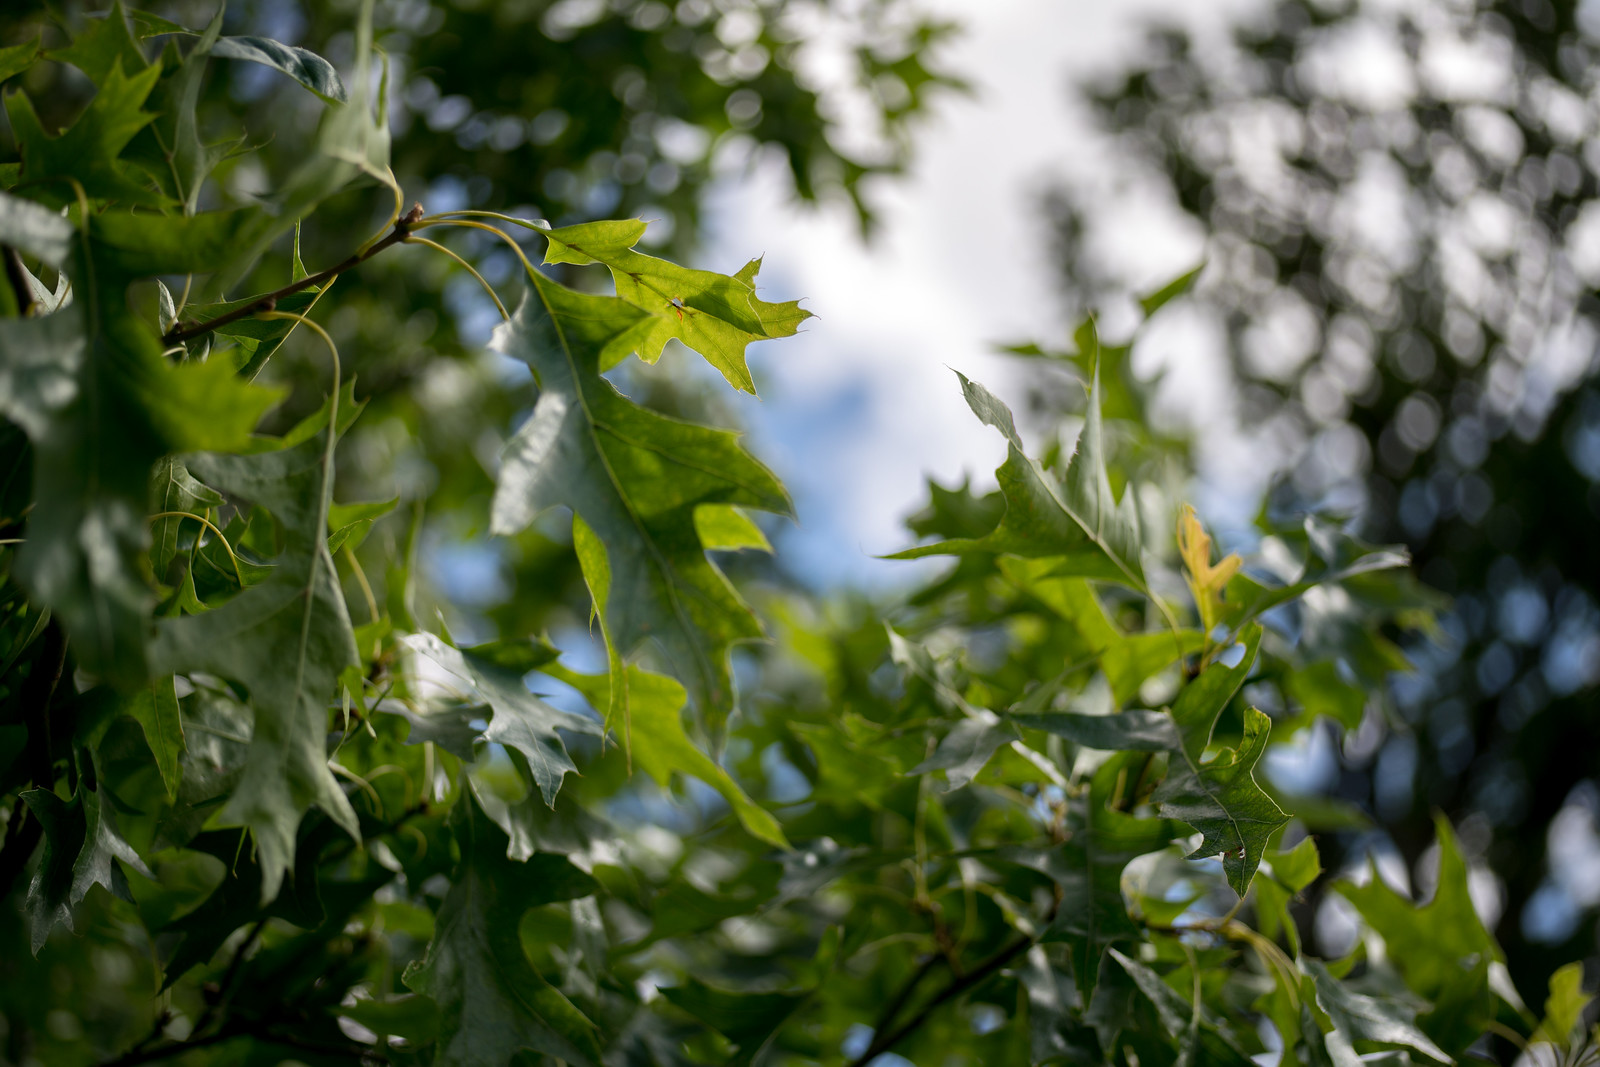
[161,203,425,345]
[3,244,35,316]
[96,1029,235,1067]
[186,918,268,1041]
[845,931,1037,1067]
[869,953,944,1040]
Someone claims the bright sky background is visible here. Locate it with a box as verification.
[701,0,1267,589]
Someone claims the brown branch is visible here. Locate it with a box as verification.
[96,1028,236,1067]
[869,953,944,1041]
[845,931,1036,1067]
[0,622,67,899]
[96,1021,373,1067]
[161,204,425,346]
[3,245,35,316]
[186,918,268,1041]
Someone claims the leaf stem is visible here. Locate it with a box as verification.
[403,234,508,320]
[147,510,245,586]
[161,202,425,345]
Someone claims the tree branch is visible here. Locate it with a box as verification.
[96,1029,235,1067]
[161,204,425,346]
[869,952,944,1041]
[845,932,1036,1067]
[3,244,35,316]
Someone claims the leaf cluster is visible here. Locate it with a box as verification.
[0,6,1587,1067]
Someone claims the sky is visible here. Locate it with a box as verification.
[700,0,1266,590]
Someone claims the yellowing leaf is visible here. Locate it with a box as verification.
[1177,503,1241,635]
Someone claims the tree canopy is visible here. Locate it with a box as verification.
[0,3,1594,1067]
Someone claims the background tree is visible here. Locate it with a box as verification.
[1044,0,1600,995]
[0,2,1593,1067]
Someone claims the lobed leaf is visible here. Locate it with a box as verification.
[488,276,791,742]
[149,430,363,902]
[1152,625,1289,895]
[891,362,1146,592]
[536,218,810,393]
[404,789,603,1067]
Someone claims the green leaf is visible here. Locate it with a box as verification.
[1334,814,1502,1031]
[1019,945,1097,1063]
[909,713,1018,790]
[125,675,184,800]
[45,0,147,86]
[89,209,255,276]
[0,198,270,682]
[1029,842,1143,996]
[0,36,40,84]
[890,366,1146,591]
[1010,709,1179,751]
[127,9,192,38]
[488,277,791,740]
[550,663,789,849]
[403,631,599,806]
[1110,948,1257,1066]
[327,495,397,553]
[695,503,773,552]
[1000,565,1202,706]
[403,789,602,1067]
[158,822,337,985]
[148,456,225,577]
[1270,837,1321,893]
[462,635,560,675]
[22,784,153,955]
[1152,626,1288,896]
[1303,958,1449,1063]
[5,59,166,206]
[1223,518,1413,633]
[212,0,389,291]
[152,8,227,214]
[660,979,810,1067]
[535,218,810,393]
[385,702,482,761]
[1536,962,1591,1046]
[150,431,363,902]
[210,36,348,103]
[1284,661,1365,732]
[1138,264,1203,318]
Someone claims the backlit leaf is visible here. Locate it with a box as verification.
[890,365,1146,591]
[550,662,789,849]
[535,218,810,393]
[488,276,791,741]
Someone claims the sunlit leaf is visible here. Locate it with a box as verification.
[536,218,810,393]
[488,276,790,741]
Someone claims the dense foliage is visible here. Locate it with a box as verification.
[1046,0,1600,990]
[0,4,1592,1067]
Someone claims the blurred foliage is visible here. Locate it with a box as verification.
[0,2,1592,1067]
[1045,0,1600,997]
